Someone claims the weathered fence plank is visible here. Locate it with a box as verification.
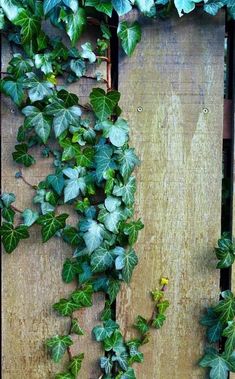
[117,11,225,378]
[232,24,235,379]
[1,28,105,378]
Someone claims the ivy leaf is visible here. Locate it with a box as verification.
[90,88,120,121]
[223,321,235,358]
[22,208,39,226]
[37,212,68,242]
[135,0,154,13]
[122,219,144,245]
[63,167,87,202]
[127,341,144,363]
[134,315,149,335]
[111,0,132,16]
[119,368,136,379]
[0,222,29,253]
[63,0,79,12]
[95,144,116,182]
[1,192,16,207]
[115,248,138,283]
[2,207,15,223]
[93,319,119,341]
[113,176,136,206]
[91,246,114,273]
[14,9,40,44]
[98,199,126,233]
[100,356,113,375]
[115,148,140,181]
[71,318,84,335]
[103,330,126,353]
[22,105,51,143]
[86,0,113,17]
[1,78,24,106]
[62,226,82,245]
[117,21,141,56]
[55,373,74,379]
[107,279,121,303]
[152,314,166,329]
[45,100,82,137]
[174,0,201,17]
[71,284,93,307]
[80,219,105,253]
[7,54,34,78]
[65,8,87,46]
[23,73,54,102]
[47,172,65,196]
[0,0,22,21]
[43,0,61,14]
[70,58,86,77]
[12,144,35,167]
[203,0,225,16]
[199,349,230,379]
[228,0,235,19]
[81,42,96,63]
[35,53,53,75]
[46,335,73,363]
[215,237,235,269]
[69,354,84,376]
[200,308,223,343]
[96,118,129,147]
[53,298,78,316]
[62,258,82,283]
[214,291,235,324]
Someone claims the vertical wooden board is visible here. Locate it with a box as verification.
[117,11,224,378]
[232,23,235,379]
[1,28,106,378]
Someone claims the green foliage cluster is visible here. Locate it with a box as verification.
[0,0,233,378]
[199,236,235,379]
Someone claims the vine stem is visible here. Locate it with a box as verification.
[18,168,37,190]
[11,204,23,213]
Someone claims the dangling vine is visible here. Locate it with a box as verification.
[0,1,234,378]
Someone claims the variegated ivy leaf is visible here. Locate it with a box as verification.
[111,0,133,16]
[71,318,85,335]
[22,105,52,143]
[22,208,39,226]
[223,320,235,358]
[1,192,16,208]
[23,73,54,102]
[13,9,40,44]
[53,298,78,316]
[0,0,23,21]
[80,219,105,253]
[114,248,138,283]
[45,98,82,137]
[0,222,29,253]
[100,356,113,375]
[71,284,93,307]
[64,8,87,46]
[95,143,116,182]
[174,0,201,17]
[86,0,113,17]
[69,354,85,376]
[37,212,68,242]
[95,118,129,147]
[63,167,87,202]
[203,0,226,16]
[122,219,144,246]
[80,42,96,63]
[115,147,140,181]
[47,172,65,195]
[12,143,35,167]
[90,88,120,121]
[113,176,136,206]
[46,335,73,363]
[117,21,141,56]
[70,58,86,78]
[199,348,231,379]
[1,78,24,106]
[112,352,129,371]
[135,0,155,13]
[91,246,115,273]
[93,319,119,341]
[35,53,53,75]
[62,258,82,283]
[43,0,61,14]
[98,196,127,233]
[119,367,136,379]
[103,329,126,353]
[55,373,74,379]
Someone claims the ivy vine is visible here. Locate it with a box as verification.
[0,0,234,378]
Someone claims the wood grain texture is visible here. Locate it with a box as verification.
[117,11,224,378]
[1,27,106,379]
[232,24,235,379]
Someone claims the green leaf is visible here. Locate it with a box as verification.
[1,78,24,106]
[65,8,87,46]
[1,192,16,207]
[199,350,230,379]
[35,53,53,75]
[128,341,144,363]
[96,118,129,147]
[62,226,82,245]
[215,237,235,269]
[117,21,141,56]
[69,354,84,376]
[100,356,113,375]
[63,167,87,202]
[2,207,15,223]
[55,373,74,379]
[115,248,138,283]
[103,329,126,353]
[43,0,61,14]
[0,222,29,253]
[203,0,225,16]
[71,318,85,335]
[122,219,144,245]
[91,246,114,273]
[214,291,235,323]
[37,212,68,242]
[157,299,170,314]
[62,258,82,283]
[22,208,39,226]
[228,0,235,19]
[174,0,201,17]
[86,0,113,16]
[107,279,121,303]
[45,100,81,137]
[0,0,22,21]
[152,314,166,329]
[71,284,93,307]
[23,73,54,102]
[135,0,154,12]
[46,335,73,363]
[93,319,119,341]
[63,0,79,12]
[80,219,105,253]
[80,42,96,63]
[223,321,235,358]
[22,105,51,143]
[12,144,35,167]
[95,144,115,182]
[53,298,78,316]
[134,315,150,334]
[70,58,86,78]
[115,148,140,181]
[14,9,40,44]
[111,0,132,16]
[47,173,65,196]
[90,88,120,121]
[113,176,136,206]
[7,54,34,78]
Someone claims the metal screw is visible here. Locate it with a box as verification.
[137,106,143,112]
[203,108,209,114]
[10,108,15,113]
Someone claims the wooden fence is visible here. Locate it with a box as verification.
[2,10,234,379]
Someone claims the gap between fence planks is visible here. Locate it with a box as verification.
[1,26,106,379]
[232,20,235,379]
[117,10,225,379]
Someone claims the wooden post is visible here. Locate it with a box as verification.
[117,11,225,378]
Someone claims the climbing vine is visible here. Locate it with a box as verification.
[0,0,234,378]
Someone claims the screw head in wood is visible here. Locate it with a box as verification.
[203,108,209,114]
[137,106,143,112]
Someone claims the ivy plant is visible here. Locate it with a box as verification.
[0,0,234,378]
